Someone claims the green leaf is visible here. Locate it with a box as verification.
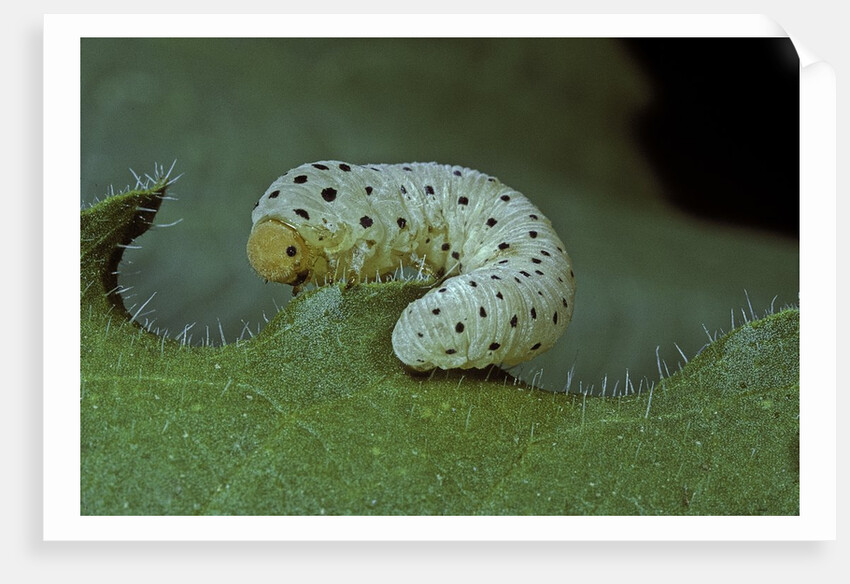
[81,177,799,515]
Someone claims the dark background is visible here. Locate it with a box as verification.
[80,38,799,390]
[626,38,799,237]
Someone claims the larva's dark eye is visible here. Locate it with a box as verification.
[286,245,297,257]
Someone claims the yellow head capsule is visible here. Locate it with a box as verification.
[247,219,312,285]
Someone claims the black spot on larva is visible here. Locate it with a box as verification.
[312,163,329,170]
[403,166,412,171]
[553,312,558,324]
[365,186,373,195]
[530,342,541,351]
[531,258,542,264]
[489,342,501,351]
[294,175,308,184]
[510,315,518,327]
[495,291,504,300]
[535,270,544,276]
[400,185,407,195]
[486,217,497,227]
[479,307,487,318]
[558,277,564,283]
[438,288,447,293]
[570,269,574,278]
[468,280,477,287]
[455,322,464,333]
[537,291,544,296]
[453,170,462,176]
[529,230,538,238]
[425,185,434,195]
[487,177,495,182]
[458,196,469,206]
[498,259,509,264]
[432,308,441,315]
[252,201,259,209]
[514,277,521,283]
[397,217,407,229]
[425,238,430,244]
[562,298,569,307]
[371,167,381,172]
[531,307,537,319]
[321,187,337,202]
[286,246,297,257]
[417,332,424,338]
[339,163,351,172]
[441,242,451,251]
[445,349,456,354]
[490,275,501,280]
[500,194,510,201]
[520,271,531,277]
[529,214,538,220]
[451,251,460,260]
[360,215,373,228]
[294,208,310,220]
[498,242,510,250]
[269,190,280,198]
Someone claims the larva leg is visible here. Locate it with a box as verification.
[342,240,376,287]
[427,262,458,290]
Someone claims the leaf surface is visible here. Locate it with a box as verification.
[80,180,799,515]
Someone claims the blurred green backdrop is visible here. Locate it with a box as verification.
[80,38,799,390]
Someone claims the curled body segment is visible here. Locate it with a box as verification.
[248,160,575,371]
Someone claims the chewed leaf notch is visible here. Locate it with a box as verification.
[81,163,176,320]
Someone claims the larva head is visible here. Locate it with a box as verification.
[247,219,313,286]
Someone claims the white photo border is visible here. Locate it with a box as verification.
[45,13,835,541]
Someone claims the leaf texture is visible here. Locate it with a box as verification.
[80,179,799,515]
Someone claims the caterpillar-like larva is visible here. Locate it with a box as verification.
[247,161,576,371]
